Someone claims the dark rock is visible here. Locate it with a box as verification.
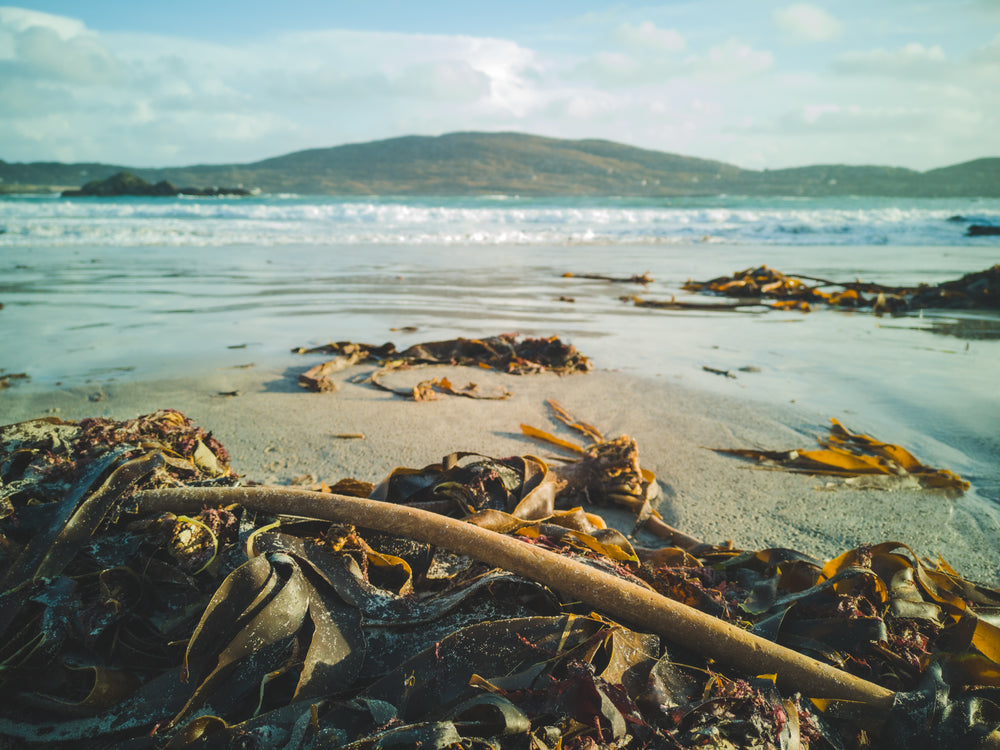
[966,224,1000,236]
[947,215,967,222]
[62,171,251,197]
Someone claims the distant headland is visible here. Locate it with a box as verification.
[1,132,998,197]
[60,171,254,198]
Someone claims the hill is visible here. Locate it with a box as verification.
[1,132,997,197]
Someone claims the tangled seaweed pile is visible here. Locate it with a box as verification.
[678,264,1000,314]
[293,334,592,397]
[2,409,1000,749]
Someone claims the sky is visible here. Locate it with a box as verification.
[1,1,998,171]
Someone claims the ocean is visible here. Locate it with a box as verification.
[1,192,999,510]
[3,192,999,247]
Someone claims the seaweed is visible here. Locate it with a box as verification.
[712,417,970,493]
[0,371,29,389]
[293,334,592,396]
[2,408,999,748]
[561,271,655,285]
[676,264,1000,314]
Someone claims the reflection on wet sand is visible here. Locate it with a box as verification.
[880,312,1000,340]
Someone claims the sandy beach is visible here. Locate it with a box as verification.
[4,5,1000,741]
[4,359,997,586]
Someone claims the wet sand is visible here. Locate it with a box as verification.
[3,360,997,586]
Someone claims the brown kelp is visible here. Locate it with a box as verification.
[561,271,655,285]
[293,334,593,396]
[677,264,1000,314]
[2,409,999,749]
[713,417,970,493]
[0,371,30,389]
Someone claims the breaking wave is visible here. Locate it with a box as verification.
[1,193,998,247]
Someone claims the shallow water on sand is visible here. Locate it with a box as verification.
[1,240,998,511]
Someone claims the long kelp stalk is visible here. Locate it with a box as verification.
[133,487,896,711]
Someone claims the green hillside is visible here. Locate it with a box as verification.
[2,132,997,197]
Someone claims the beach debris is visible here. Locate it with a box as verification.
[295,334,592,397]
[298,360,341,392]
[702,365,737,378]
[562,270,654,284]
[387,334,593,374]
[371,372,513,401]
[680,264,1000,313]
[545,397,605,442]
[3,409,1000,748]
[713,417,970,492]
[627,294,768,312]
[0,371,29,388]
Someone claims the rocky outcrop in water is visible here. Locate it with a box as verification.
[61,171,252,197]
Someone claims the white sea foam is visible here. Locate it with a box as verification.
[1,194,997,247]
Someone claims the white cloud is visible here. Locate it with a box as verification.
[276,30,542,115]
[14,24,121,83]
[0,6,86,40]
[773,4,842,42]
[806,104,926,133]
[569,51,645,85]
[565,21,689,87]
[458,36,543,116]
[0,3,996,170]
[801,103,843,125]
[0,16,550,164]
[570,34,772,88]
[394,60,491,102]
[702,38,774,77]
[0,6,121,84]
[612,21,686,53]
[833,42,948,77]
[558,90,623,121]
